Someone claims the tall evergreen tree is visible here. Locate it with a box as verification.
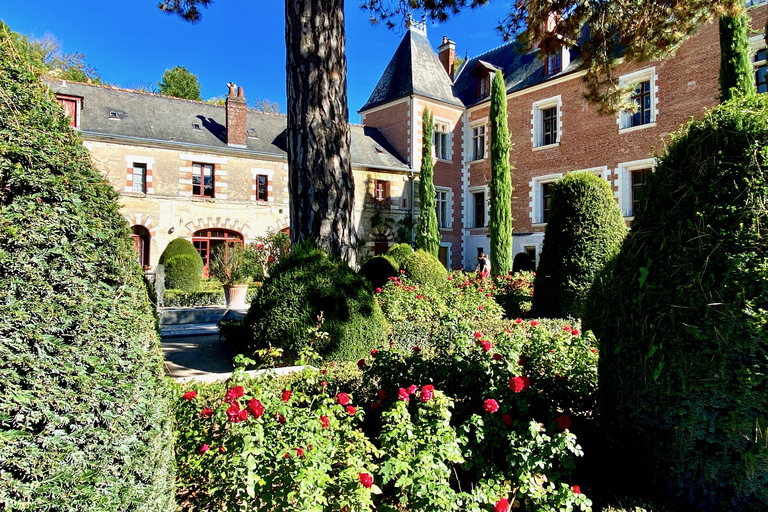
[719,11,757,102]
[416,108,440,258]
[489,69,513,276]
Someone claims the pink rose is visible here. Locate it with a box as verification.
[483,399,499,413]
[510,376,525,393]
[494,497,510,512]
[199,444,210,453]
[398,388,410,401]
[358,472,374,488]
[407,384,418,395]
[337,392,351,406]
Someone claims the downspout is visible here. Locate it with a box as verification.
[410,167,415,247]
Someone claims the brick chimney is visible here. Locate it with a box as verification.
[438,36,456,79]
[225,83,247,147]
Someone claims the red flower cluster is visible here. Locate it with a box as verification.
[337,392,351,406]
[377,389,386,400]
[406,384,418,395]
[502,413,513,427]
[357,358,366,369]
[494,497,510,512]
[200,444,210,454]
[247,398,264,418]
[509,376,530,393]
[276,413,286,424]
[420,384,434,402]
[358,472,374,488]
[281,389,292,402]
[224,386,244,403]
[320,415,330,429]
[200,407,213,418]
[492,353,502,361]
[226,403,248,423]
[557,414,572,430]
[182,390,197,400]
[346,405,356,416]
[483,399,500,414]
[573,485,581,494]
[398,388,410,402]
[480,341,492,352]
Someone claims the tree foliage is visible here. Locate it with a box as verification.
[719,11,756,102]
[583,95,768,509]
[0,28,174,510]
[363,0,745,114]
[489,69,512,276]
[158,65,202,100]
[416,108,440,258]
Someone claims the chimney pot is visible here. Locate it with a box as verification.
[237,86,244,99]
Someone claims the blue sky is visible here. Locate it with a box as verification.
[3,0,513,123]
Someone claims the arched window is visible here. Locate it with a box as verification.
[192,228,244,278]
[131,225,151,268]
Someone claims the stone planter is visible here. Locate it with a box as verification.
[223,284,249,308]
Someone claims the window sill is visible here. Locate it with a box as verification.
[532,142,560,152]
[435,158,452,164]
[531,222,547,228]
[468,157,486,164]
[619,122,656,134]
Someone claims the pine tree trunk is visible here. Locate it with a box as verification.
[285,0,358,267]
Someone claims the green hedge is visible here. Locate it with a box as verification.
[159,237,203,290]
[584,95,768,509]
[0,31,174,511]
[386,242,413,269]
[402,249,448,289]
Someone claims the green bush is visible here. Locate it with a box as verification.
[159,237,203,289]
[164,288,226,307]
[164,253,202,291]
[0,32,174,511]
[512,251,535,272]
[242,243,388,362]
[402,249,448,289]
[584,96,768,509]
[533,171,626,319]
[360,255,398,289]
[386,242,413,269]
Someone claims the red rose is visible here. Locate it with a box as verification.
[371,402,381,411]
[481,341,492,352]
[276,413,286,424]
[226,403,246,423]
[591,348,596,353]
[506,329,512,334]
[199,444,210,453]
[224,386,244,403]
[346,405,357,416]
[573,485,581,494]
[413,346,421,354]
[321,381,328,387]
[422,384,434,392]
[521,375,531,390]
[182,390,197,400]
[358,472,374,488]
[510,376,525,393]
[247,398,264,418]
[572,329,580,336]
[494,497,510,512]
[483,399,499,413]
[308,444,313,451]
[478,305,483,311]
[218,445,226,453]
[492,353,502,361]
[322,369,327,375]
[281,389,292,402]
[416,294,422,300]
[376,287,382,293]
[200,407,213,418]
[357,358,366,369]
[420,386,433,402]
[502,413,513,427]
[474,331,483,339]
[283,452,290,459]
[296,447,305,458]
[516,318,523,324]
[447,275,453,280]
[399,269,405,274]
[407,384,418,395]
[518,356,527,366]
[371,349,378,356]
[377,389,386,400]
[320,415,330,429]
[478,288,484,292]
[398,388,410,402]
[557,414,572,429]
[337,392,351,406]
[530,320,538,326]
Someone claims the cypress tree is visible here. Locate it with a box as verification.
[719,11,756,102]
[489,69,513,276]
[416,108,440,258]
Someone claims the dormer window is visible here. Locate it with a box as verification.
[472,61,498,101]
[545,51,561,75]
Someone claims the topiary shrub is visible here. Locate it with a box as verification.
[402,249,448,289]
[164,254,203,291]
[533,172,626,319]
[158,237,203,288]
[242,243,388,362]
[0,32,175,511]
[583,95,768,510]
[386,242,413,270]
[512,252,535,273]
[360,255,399,289]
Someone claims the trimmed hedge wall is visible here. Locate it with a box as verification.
[584,96,768,510]
[0,32,175,510]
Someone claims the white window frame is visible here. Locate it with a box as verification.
[468,185,489,229]
[531,95,562,150]
[529,173,562,225]
[750,35,767,94]
[125,155,154,194]
[469,120,487,162]
[618,67,657,132]
[615,158,656,218]
[433,119,452,161]
[435,186,453,230]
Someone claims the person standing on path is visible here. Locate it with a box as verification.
[477,253,491,279]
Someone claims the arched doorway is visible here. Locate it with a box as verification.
[131,225,151,269]
[192,228,244,278]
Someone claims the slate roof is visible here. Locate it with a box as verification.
[359,27,463,112]
[48,81,410,171]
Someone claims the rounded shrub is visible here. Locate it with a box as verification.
[512,252,535,273]
[584,95,768,510]
[242,243,388,361]
[158,237,203,288]
[402,249,448,289]
[533,171,626,318]
[0,33,174,511]
[360,255,399,289]
[386,242,413,270]
[164,254,203,291]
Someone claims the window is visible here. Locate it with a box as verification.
[529,174,562,224]
[131,225,150,268]
[471,124,486,160]
[532,96,561,148]
[631,168,651,215]
[473,191,485,228]
[478,73,491,99]
[616,158,655,217]
[192,163,215,198]
[256,174,268,201]
[374,179,391,208]
[56,95,81,128]
[192,229,243,278]
[132,163,147,193]
[434,121,450,160]
[545,51,561,75]
[619,68,656,130]
[754,48,767,94]
[436,189,448,229]
[541,182,553,224]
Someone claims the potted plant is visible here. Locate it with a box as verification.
[208,243,260,308]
